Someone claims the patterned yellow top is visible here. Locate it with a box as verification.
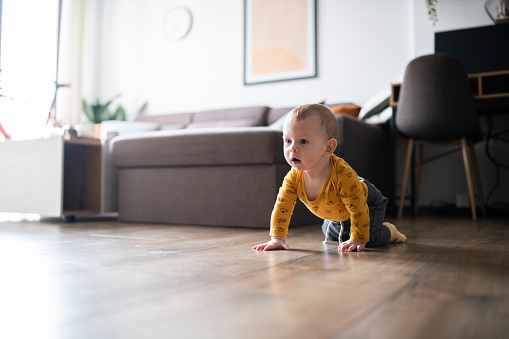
[270,154,370,243]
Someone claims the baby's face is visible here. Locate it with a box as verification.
[282,115,330,172]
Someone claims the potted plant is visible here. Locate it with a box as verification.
[83,93,125,124]
[82,94,127,138]
[426,0,439,26]
[82,94,148,139]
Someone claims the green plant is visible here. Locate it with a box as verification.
[82,94,126,124]
[137,102,149,116]
[426,0,439,26]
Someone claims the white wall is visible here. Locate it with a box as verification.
[412,0,492,56]
[96,0,495,116]
[96,0,413,117]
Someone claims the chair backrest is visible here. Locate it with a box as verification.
[395,53,482,142]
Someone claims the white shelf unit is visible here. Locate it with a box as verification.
[0,135,117,218]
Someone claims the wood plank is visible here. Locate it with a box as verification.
[0,215,508,339]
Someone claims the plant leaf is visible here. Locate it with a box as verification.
[83,99,96,123]
[138,102,148,116]
[113,106,126,121]
[82,93,123,123]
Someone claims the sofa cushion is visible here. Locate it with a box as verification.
[358,90,391,120]
[331,103,362,117]
[186,118,264,129]
[135,112,193,129]
[267,103,349,129]
[186,106,269,128]
[267,107,294,126]
[99,121,160,140]
[111,127,286,168]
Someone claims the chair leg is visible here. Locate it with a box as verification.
[469,142,486,218]
[398,139,414,218]
[414,143,424,216]
[461,138,477,221]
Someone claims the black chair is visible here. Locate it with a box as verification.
[396,53,486,220]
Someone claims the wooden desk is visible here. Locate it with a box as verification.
[390,69,509,106]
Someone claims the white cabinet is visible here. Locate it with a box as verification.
[0,136,117,218]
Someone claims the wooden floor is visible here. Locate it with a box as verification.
[1,213,508,339]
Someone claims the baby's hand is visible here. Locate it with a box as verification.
[252,236,290,251]
[338,240,366,252]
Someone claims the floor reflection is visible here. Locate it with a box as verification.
[0,234,60,339]
[0,212,41,222]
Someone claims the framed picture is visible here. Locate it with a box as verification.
[243,0,317,85]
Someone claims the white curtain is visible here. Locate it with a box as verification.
[57,0,102,126]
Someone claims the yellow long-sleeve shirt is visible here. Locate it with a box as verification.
[270,154,370,243]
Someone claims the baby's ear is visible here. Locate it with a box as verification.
[325,138,337,155]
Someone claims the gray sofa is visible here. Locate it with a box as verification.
[110,103,390,228]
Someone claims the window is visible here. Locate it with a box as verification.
[0,0,59,140]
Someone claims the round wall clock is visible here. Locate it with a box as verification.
[163,6,193,41]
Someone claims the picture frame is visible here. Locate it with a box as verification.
[243,0,317,85]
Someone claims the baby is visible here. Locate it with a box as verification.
[253,104,406,252]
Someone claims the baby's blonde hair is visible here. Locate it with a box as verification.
[286,104,337,140]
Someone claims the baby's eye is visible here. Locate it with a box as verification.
[300,139,308,144]
[284,139,292,144]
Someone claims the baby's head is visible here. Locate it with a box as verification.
[282,104,337,171]
[285,104,337,140]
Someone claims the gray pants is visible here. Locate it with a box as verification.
[321,178,391,248]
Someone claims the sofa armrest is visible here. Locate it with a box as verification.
[334,115,390,196]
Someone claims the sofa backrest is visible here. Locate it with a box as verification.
[134,103,366,131]
[266,103,349,127]
[186,106,270,129]
[135,112,193,130]
[266,107,293,126]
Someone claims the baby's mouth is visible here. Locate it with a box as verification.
[292,157,301,164]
